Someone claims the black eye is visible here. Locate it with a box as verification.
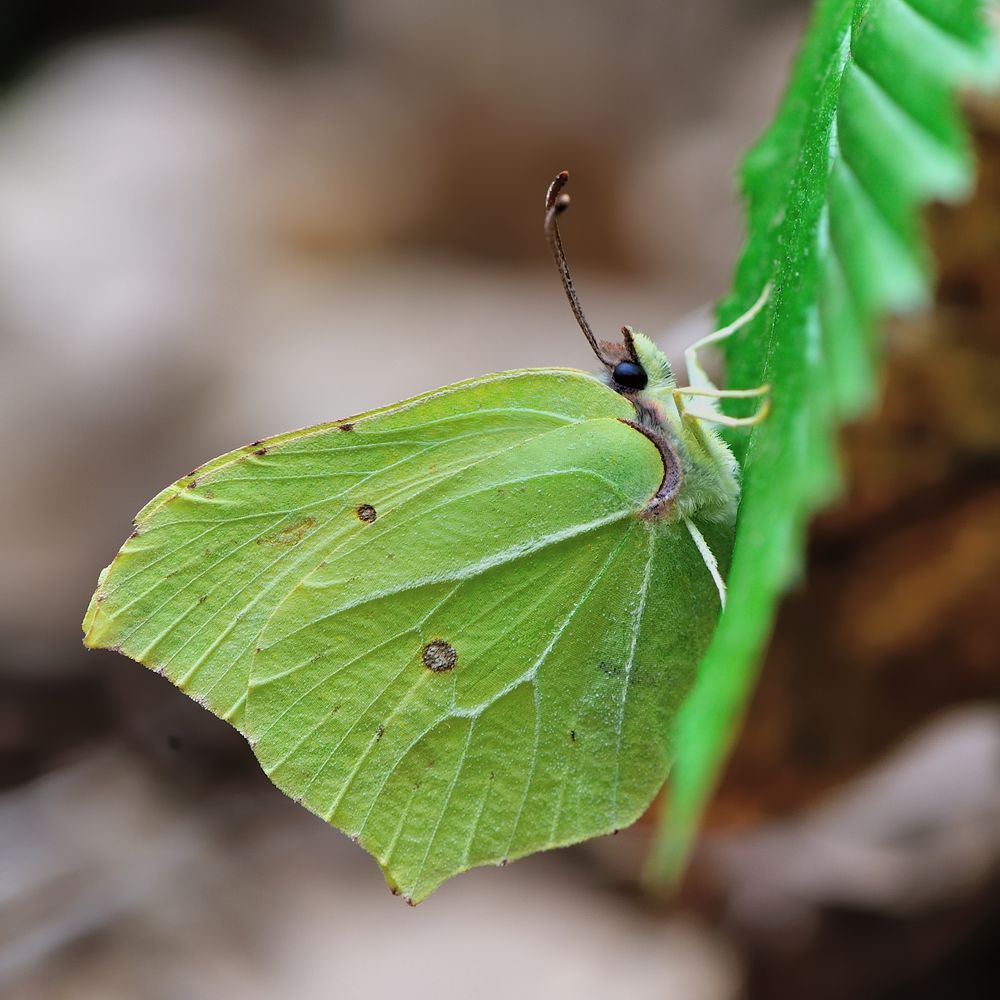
[612,361,647,390]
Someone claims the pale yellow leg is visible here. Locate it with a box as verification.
[684,282,772,391]
[671,384,771,428]
[676,283,772,425]
[682,398,771,428]
[673,384,771,401]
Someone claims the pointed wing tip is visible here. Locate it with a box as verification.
[81,595,105,649]
[80,618,120,656]
[385,876,418,906]
[374,846,465,906]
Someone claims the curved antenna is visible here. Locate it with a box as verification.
[544,171,616,368]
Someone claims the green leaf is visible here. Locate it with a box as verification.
[652,0,999,877]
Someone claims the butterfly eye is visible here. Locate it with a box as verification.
[612,361,647,390]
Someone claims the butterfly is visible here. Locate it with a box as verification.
[84,171,770,903]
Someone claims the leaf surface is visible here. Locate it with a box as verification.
[654,0,1000,875]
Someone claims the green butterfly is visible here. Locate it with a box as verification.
[84,171,769,902]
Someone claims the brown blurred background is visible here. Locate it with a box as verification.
[2,2,998,998]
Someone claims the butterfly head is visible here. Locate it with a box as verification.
[544,171,739,526]
[544,171,674,398]
[606,327,674,396]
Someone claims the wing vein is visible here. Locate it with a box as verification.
[610,525,655,826]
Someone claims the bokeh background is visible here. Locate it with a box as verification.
[3,2,999,998]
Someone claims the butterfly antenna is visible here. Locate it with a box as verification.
[545,171,615,368]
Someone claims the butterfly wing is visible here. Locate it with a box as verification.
[83,368,727,900]
[245,418,729,902]
[84,370,630,727]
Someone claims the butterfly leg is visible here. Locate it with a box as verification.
[672,282,772,427]
[683,282,771,391]
[671,381,771,428]
[674,393,772,428]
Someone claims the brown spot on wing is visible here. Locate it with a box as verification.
[421,640,457,672]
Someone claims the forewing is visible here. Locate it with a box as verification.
[248,419,726,901]
[83,370,633,729]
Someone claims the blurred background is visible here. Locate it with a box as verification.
[2,2,998,998]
